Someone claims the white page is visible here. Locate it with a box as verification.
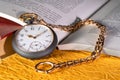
[58,4,120,57]
[0,0,108,42]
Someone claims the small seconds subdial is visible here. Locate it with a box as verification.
[15,24,54,52]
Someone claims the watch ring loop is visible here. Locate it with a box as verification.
[35,61,55,74]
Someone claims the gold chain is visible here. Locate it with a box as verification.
[35,19,106,74]
[19,13,83,32]
[46,17,83,32]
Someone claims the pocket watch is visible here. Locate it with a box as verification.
[12,13,82,59]
[12,13,58,59]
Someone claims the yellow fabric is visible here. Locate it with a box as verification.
[0,36,120,80]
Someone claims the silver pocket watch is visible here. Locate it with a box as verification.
[12,13,58,59]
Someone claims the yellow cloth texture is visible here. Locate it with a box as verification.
[0,50,120,80]
[0,36,120,80]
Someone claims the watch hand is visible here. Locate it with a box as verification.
[28,35,34,38]
[34,30,48,38]
[27,30,47,39]
[28,35,37,39]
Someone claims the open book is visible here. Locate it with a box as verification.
[58,2,120,57]
[0,0,108,42]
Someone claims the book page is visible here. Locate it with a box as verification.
[58,4,120,57]
[0,0,108,42]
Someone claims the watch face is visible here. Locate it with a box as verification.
[15,24,54,52]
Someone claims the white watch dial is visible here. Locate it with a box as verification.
[15,24,54,52]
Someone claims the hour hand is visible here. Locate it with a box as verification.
[28,35,35,38]
[28,34,39,39]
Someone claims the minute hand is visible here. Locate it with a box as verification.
[34,30,48,38]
